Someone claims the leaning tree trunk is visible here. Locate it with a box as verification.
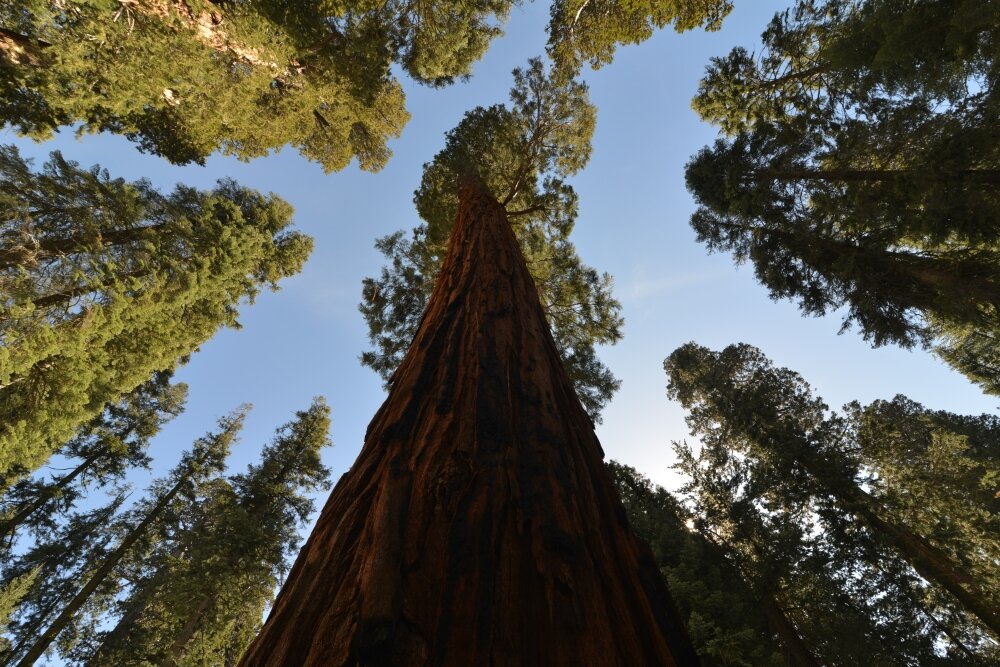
[239,178,699,666]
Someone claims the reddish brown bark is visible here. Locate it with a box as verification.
[239,178,699,666]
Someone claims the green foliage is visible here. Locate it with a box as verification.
[0,146,311,485]
[85,399,332,666]
[547,0,733,71]
[0,566,39,655]
[0,493,129,664]
[934,321,1000,396]
[608,461,785,666]
[685,0,1000,361]
[0,1,532,170]
[666,341,1000,660]
[1,406,247,665]
[0,0,742,168]
[847,396,1000,601]
[0,370,186,545]
[360,59,623,420]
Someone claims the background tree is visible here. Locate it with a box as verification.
[0,494,127,664]
[0,147,311,485]
[608,460,788,666]
[673,434,989,666]
[0,0,537,170]
[3,406,247,666]
[0,370,187,543]
[546,0,733,72]
[846,395,1000,601]
[360,59,623,420]
[665,341,1000,645]
[88,398,333,666]
[684,0,1000,388]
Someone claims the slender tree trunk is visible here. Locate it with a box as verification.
[802,459,1000,638]
[161,595,215,666]
[16,479,186,666]
[0,453,100,540]
[89,514,211,667]
[760,596,822,667]
[239,178,700,666]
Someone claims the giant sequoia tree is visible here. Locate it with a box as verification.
[361,59,623,420]
[240,178,698,665]
[0,146,311,485]
[684,0,1000,388]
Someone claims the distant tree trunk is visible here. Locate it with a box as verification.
[163,595,215,665]
[832,479,1000,638]
[17,478,187,666]
[760,596,822,667]
[239,178,700,666]
[0,453,100,540]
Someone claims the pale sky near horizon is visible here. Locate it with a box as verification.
[7,0,997,531]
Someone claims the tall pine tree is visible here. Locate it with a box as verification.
[8,406,247,666]
[89,398,333,666]
[665,342,1000,643]
[0,147,311,485]
[684,0,1000,388]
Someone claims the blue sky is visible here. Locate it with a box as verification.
[7,0,997,513]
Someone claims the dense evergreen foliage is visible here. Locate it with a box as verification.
[4,406,246,665]
[0,147,311,485]
[360,59,623,420]
[0,0,734,171]
[547,0,733,70]
[88,399,332,666]
[1,0,997,662]
[665,342,1000,653]
[0,370,186,545]
[0,400,333,665]
[609,461,787,665]
[684,0,1000,391]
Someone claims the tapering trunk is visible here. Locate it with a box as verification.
[162,595,215,666]
[17,479,186,666]
[0,453,100,540]
[240,178,699,666]
[833,480,1000,638]
[760,596,822,667]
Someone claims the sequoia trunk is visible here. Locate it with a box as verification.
[239,178,698,666]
